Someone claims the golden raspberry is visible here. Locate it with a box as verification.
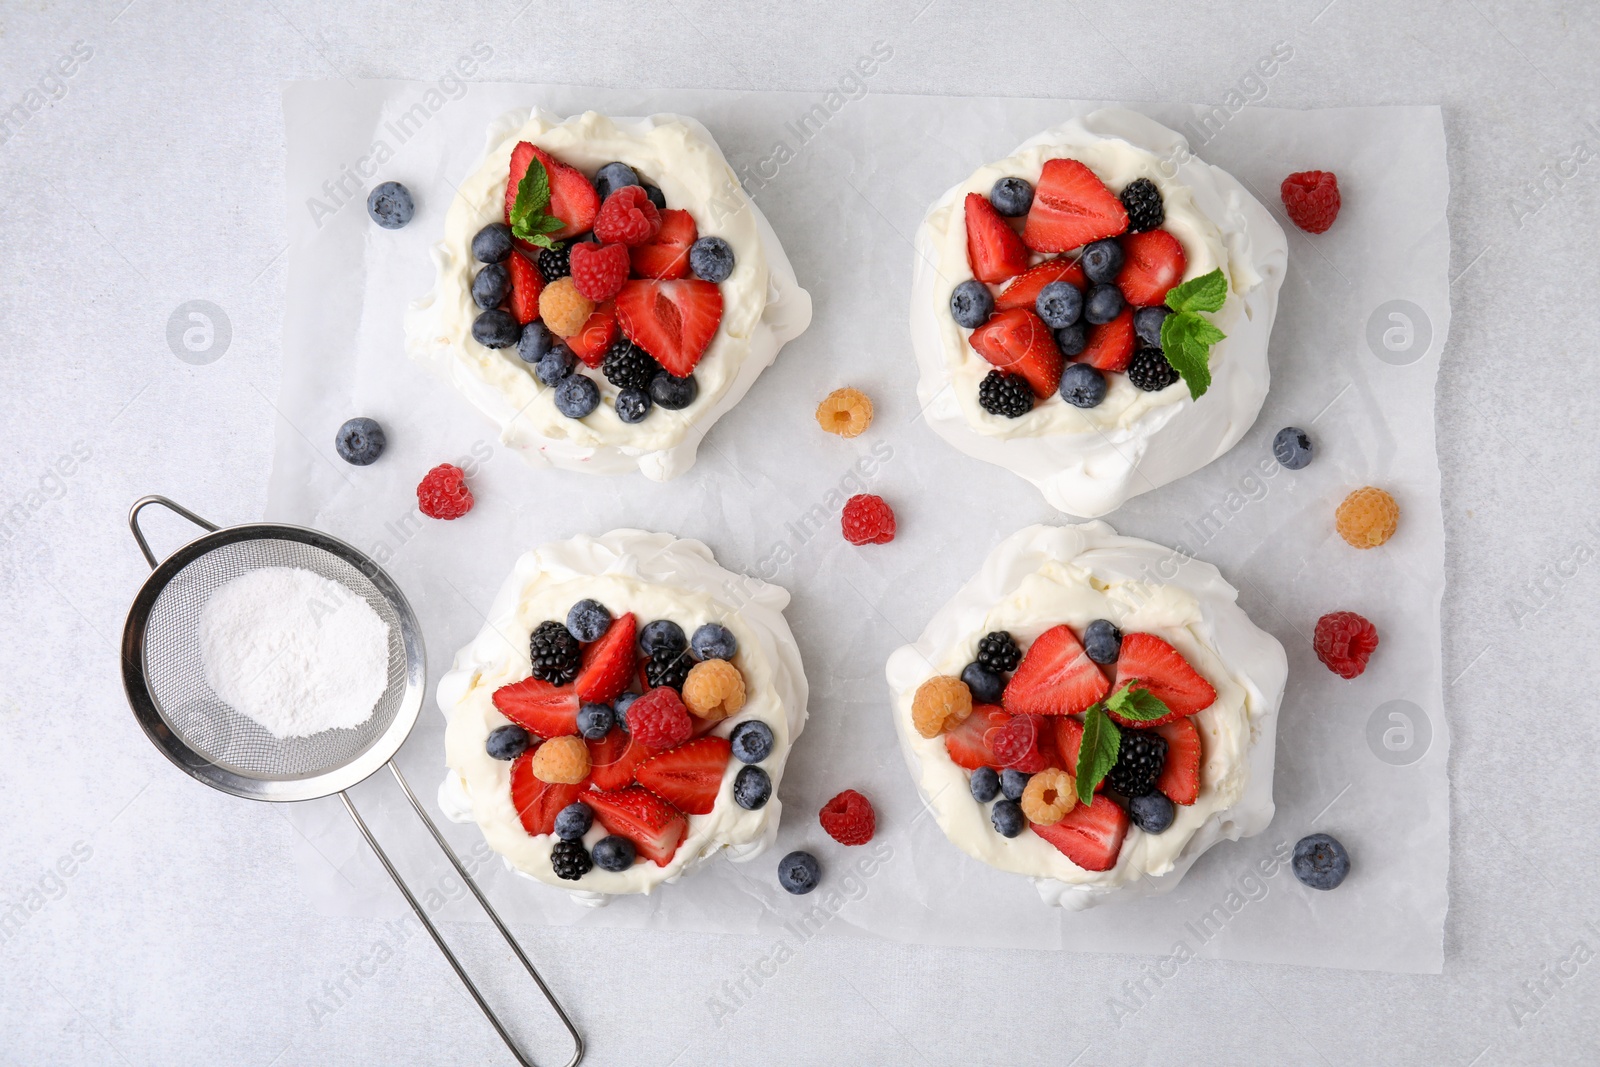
[531,735,589,784]
[815,387,874,437]
[911,675,972,739]
[1336,486,1399,549]
[538,277,594,338]
[682,658,746,721]
[1021,768,1077,826]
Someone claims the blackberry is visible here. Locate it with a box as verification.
[550,839,593,881]
[1128,347,1180,392]
[537,244,571,281]
[529,620,581,686]
[603,340,659,390]
[976,631,1022,674]
[1121,177,1165,233]
[644,645,692,691]
[978,371,1033,418]
[1107,727,1168,797]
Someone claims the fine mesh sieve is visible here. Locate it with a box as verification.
[121,496,582,1066]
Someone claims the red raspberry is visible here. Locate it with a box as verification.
[841,494,895,545]
[819,789,876,846]
[593,185,661,247]
[569,241,630,302]
[626,686,693,750]
[1314,611,1379,679]
[988,713,1038,766]
[1280,171,1341,234]
[416,464,473,520]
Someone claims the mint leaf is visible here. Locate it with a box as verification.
[1104,683,1171,723]
[1164,268,1228,314]
[1159,309,1227,401]
[1075,705,1121,806]
[509,157,565,249]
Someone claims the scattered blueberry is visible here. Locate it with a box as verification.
[690,622,738,661]
[484,724,531,760]
[950,279,995,328]
[1292,833,1351,890]
[969,766,1000,803]
[594,161,641,201]
[1273,426,1314,470]
[1083,619,1123,664]
[471,263,510,310]
[1081,238,1125,284]
[366,181,414,229]
[517,321,556,364]
[472,309,522,349]
[640,183,666,211]
[989,176,1034,217]
[1054,321,1088,356]
[1035,281,1083,329]
[1000,768,1031,802]
[577,703,615,740]
[1084,283,1125,325]
[730,720,774,764]
[592,834,636,872]
[472,223,513,263]
[616,386,652,424]
[777,850,821,895]
[639,619,687,655]
[554,801,593,841]
[1134,305,1170,348]
[689,236,735,283]
[534,343,576,386]
[960,662,1004,705]
[566,599,612,642]
[613,692,637,731]
[1127,792,1175,834]
[649,370,698,410]
[334,417,386,466]
[991,799,1025,837]
[733,765,772,810]
[554,374,600,418]
[1059,363,1107,408]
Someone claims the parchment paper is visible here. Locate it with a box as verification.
[272,81,1450,973]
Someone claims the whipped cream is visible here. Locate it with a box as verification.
[909,108,1288,517]
[884,522,1286,909]
[405,111,812,480]
[437,530,808,902]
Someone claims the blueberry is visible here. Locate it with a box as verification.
[1059,363,1106,408]
[1084,283,1125,325]
[950,279,995,329]
[1000,768,1031,802]
[1292,833,1351,890]
[960,662,1004,704]
[1273,426,1314,470]
[613,692,637,731]
[334,417,386,466]
[577,703,614,740]
[733,765,772,810]
[554,801,593,841]
[639,183,666,211]
[471,263,510,310]
[485,724,531,760]
[730,720,774,764]
[1134,305,1170,348]
[534,343,576,386]
[1035,281,1082,329]
[553,374,600,418]
[1128,792,1175,834]
[592,834,636,872]
[472,223,513,263]
[639,619,687,655]
[689,622,737,662]
[649,370,698,410]
[566,599,612,642]
[969,766,1000,803]
[1054,321,1088,356]
[594,161,640,201]
[1081,238,1125,284]
[689,236,735,283]
[366,181,414,228]
[991,799,1025,837]
[777,850,821,895]
[1083,619,1122,664]
[989,176,1034,217]
[616,386,652,423]
[472,309,522,349]
[517,321,556,364]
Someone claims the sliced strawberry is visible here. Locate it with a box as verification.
[634,736,730,816]
[576,612,636,704]
[513,144,600,241]
[1031,793,1128,871]
[1023,158,1128,253]
[492,677,580,738]
[566,300,618,368]
[964,193,1030,284]
[504,142,537,228]
[1111,633,1217,723]
[1003,625,1110,717]
[509,751,586,836]
[1051,716,1103,792]
[968,308,1062,398]
[630,209,697,280]
[614,278,724,377]
[1076,307,1135,373]
[1155,717,1201,805]
[943,704,1010,770]
[585,727,651,792]
[506,251,544,325]
[994,259,1086,312]
[1116,229,1187,306]
[585,786,688,867]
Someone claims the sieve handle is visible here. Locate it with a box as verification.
[128,495,220,569]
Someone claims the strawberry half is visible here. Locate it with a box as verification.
[566,300,618,368]
[585,726,651,792]
[1116,229,1187,306]
[1154,717,1201,805]
[1076,307,1135,373]
[968,308,1062,398]
[492,677,580,738]
[964,192,1030,284]
[1110,633,1217,724]
[1052,716,1104,792]
[506,251,544,325]
[630,209,697,280]
[1023,158,1128,253]
[502,143,600,241]
[634,736,730,816]
[576,612,636,704]
[586,786,688,867]
[1003,625,1110,717]
[509,751,586,836]
[994,258,1086,312]
[1030,793,1127,871]
[615,278,724,377]
[943,704,1010,770]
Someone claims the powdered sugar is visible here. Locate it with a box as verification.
[198,567,391,739]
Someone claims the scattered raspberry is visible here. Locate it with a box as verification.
[569,241,631,302]
[911,675,972,739]
[531,735,590,784]
[416,463,473,520]
[1336,487,1399,549]
[1020,767,1076,826]
[627,686,693,750]
[815,387,874,438]
[682,658,746,721]
[841,494,895,545]
[988,714,1038,767]
[1281,170,1341,234]
[819,789,876,845]
[538,276,595,337]
[1314,611,1379,679]
[593,185,661,246]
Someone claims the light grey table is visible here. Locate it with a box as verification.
[2,1,1597,1064]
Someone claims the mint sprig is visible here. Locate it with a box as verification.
[508,157,566,250]
[1159,268,1229,401]
[1073,684,1172,805]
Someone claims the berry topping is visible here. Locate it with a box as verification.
[815,387,874,437]
[1126,346,1179,392]
[554,801,593,841]
[733,764,772,809]
[538,277,595,338]
[841,493,896,545]
[1153,717,1201,805]
[335,417,386,466]
[942,704,1010,769]
[682,659,746,721]
[978,371,1034,418]
[819,789,876,845]
[576,702,614,740]
[575,610,636,704]
[591,835,636,872]
[1030,793,1128,871]
[554,374,600,418]
[585,727,651,792]
[990,798,1025,837]
[531,734,590,784]
[602,339,661,390]
[504,251,545,325]
[1281,170,1341,234]
[639,183,666,210]
[627,686,694,749]
[649,370,698,410]
[999,767,1031,801]
[1110,633,1217,723]
[977,632,1022,673]
[1059,363,1107,408]
[1002,625,1110,717]
[635,736,731,815]
[1084,282,1126,325]
[1035,280,1084,329]
[566,599,613,643]
[1054,321,1087,357]
[472,309,522,349]
[529,620,582,686]
[416,463,474,519]
[989,176,1034,217]
[593,161,640,201]
[969,766,1000,802]
[615,278,724,377]
[730,720,774,764]
[639,620,687,655]
[509,753,585,836]
[777,850,821,894]
[1106,726,1167,796]
[585,786,687,867]
[1120,177,1165,233]
[989,714,1040,768]
[690,622,737,661]
[508,144,600,241]
[1116,228,1187,306]
[485,724,531,761]
[1127,792,1175,834]
[564,300,621,367]
[644,645,692,691]
[911,675,973,739]
[471,262,510,310]
[473,223,513,263]
[525,334,569,383]
[995,259,1087,312]
[1023,157,1128,253]
[688,236,736,283]
[1292,832,1351,890]
[1133,305,1169,348]
[366,181,414,229]
[593,184,661,246]
[569,241,630,302]
[631,208,698,279]
[1273,426,1314,470]
[969,308,1062,398]
[950,279,995,329]
[550,839,593,880]
[492,676,580,738]
[537,244,571,281]
[1083,620,1122,665]
[1051,716,1088,783]
[965,193,1031,287]
[1081,238,1124,285]
[960,662,1004,705]
[1314,611,1379,679]
[1020,767,1076,826]
[1336,487,1399,548]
